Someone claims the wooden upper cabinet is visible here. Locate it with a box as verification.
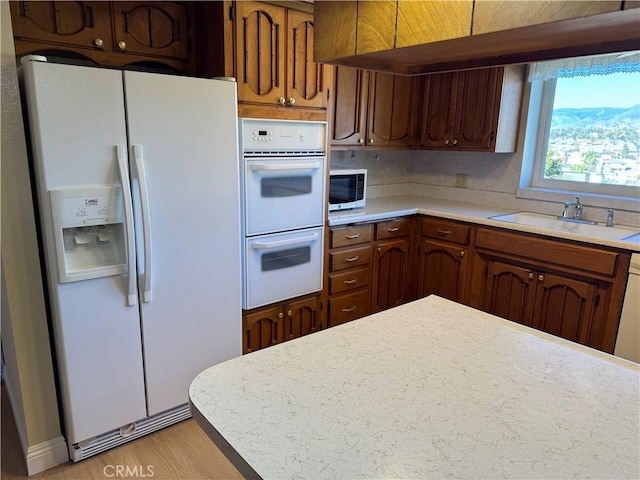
[453,68,502,150]
[234,2,327,109]
[395,1,472,47]
[367,72,418,148]
[355,0,396,55]
[418,68,502,150]
[418,65,524,152]
[235,2,286,105]
[9,1,196,74]
[111,2,192,61]
[286,9,326,108]
[330,66,418,149]
[10,1,113,52]
[330,66,368,146]
[472,1,622,35]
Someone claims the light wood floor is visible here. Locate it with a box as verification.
[2,386,244,480]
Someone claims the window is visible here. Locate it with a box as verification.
[522,53,640,202]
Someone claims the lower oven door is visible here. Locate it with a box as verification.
[243,157,325,236]
[244,226,324,309]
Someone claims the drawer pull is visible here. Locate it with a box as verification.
[342,306,357,312]
[436,229,453,236]
[345,256,359,262]
[343,279,357,284]
[346,233,360,239]
[387,227,399,232]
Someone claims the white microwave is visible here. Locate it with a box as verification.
[328,169,367,211]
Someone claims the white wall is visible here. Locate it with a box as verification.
[1,2,69,474]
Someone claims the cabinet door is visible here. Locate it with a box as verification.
[243,306,283,353]
[417,239,468,303]
[531,272,598,345]
[453,68,502,150]
[371,238,412,313]
[483,260,536,327]
[111,2,193,61]
[286,9,327,108]
[417,71,458,148]
[235,2,286,105]
[367,72,418,148]
[10,1,112,51]
[330,66,369,147]
[283,296,324,342]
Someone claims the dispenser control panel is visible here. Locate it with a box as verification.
[52,188,123,228]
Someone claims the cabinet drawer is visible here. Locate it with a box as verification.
[375,218,413,240]
[421,218,470,245]
[329,266,370,294]
[330,245,371,271]
[329,289,370,326]
[331,224,373,248]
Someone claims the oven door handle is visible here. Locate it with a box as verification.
[251,232,319,250]
[250,162,320,173]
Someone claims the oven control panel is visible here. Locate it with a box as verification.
[239,118,327,152]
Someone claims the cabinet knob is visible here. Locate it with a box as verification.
[444,139,450,145]
[538,274,545,281]
[452,139,458,145]
[278,97,286,105]
[278,312,283,319]
[368,138,374,145]
[358,138,364,144]
[459,251,465,257]
[117,41,127,50]
[289,97,296,105]
[94,38,104,48]
[287,310,292,317]
[528,272,534,279]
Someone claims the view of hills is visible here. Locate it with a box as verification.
[551,104,640,129]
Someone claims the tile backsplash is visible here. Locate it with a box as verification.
[329,149,640,227]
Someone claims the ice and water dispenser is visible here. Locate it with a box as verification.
[50,187,127,283]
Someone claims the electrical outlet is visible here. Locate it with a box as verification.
[455,173,468,188]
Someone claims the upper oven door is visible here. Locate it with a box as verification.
[243,156,325,236]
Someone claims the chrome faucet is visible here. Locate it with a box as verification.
[573,196,583,220]
[606,208,614,227]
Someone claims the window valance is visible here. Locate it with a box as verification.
[527,51,640,82]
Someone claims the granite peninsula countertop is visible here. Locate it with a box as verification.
[189,295,640,480]
[328,195,640,252]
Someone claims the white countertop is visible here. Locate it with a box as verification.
[189,296,640,479]
[328,195,640,251]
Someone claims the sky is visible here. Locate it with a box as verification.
[553,72,640,109]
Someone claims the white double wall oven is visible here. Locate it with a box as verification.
[239,118,327,310]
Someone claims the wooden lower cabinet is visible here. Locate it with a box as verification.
[416,217,471,303]
[371,218,415,313]
[472,227,630,353]
[483,258,599,346]
[242,295,324,354]
[371,237,413,312]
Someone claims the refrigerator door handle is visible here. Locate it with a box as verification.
[132,145,153,303]
[116,145,138,306]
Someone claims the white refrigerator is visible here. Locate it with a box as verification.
[19,57,242,461]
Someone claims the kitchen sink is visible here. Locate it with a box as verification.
[489,212,640,241]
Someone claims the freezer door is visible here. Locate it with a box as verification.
[124,72,242,415]
[21,60,147,443]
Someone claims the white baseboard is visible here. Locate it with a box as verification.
[26,436,69,476]
[4,373,69,475]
